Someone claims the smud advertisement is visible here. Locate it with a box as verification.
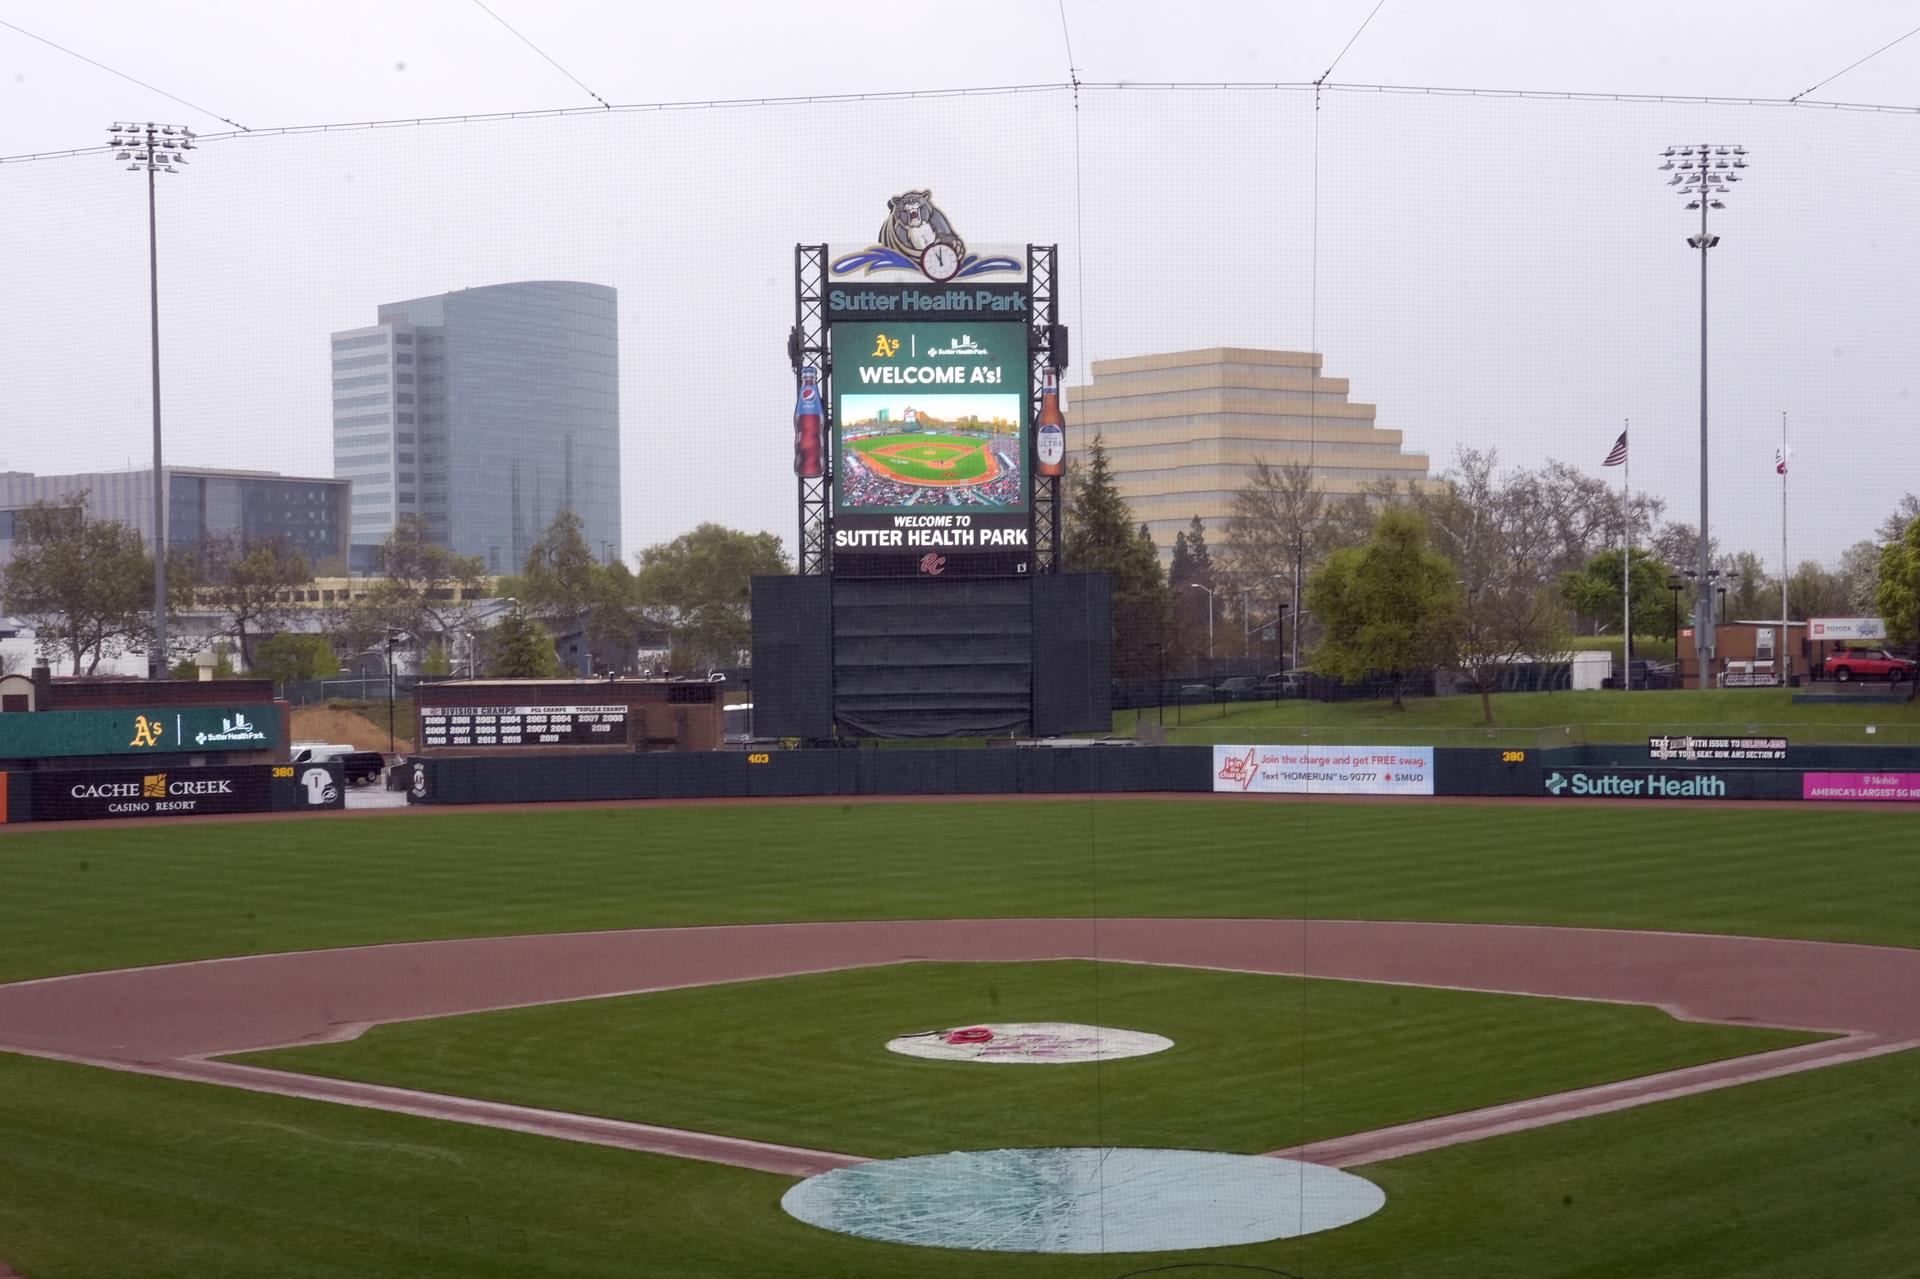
[1213,745,1436,796]
[830,319,1031,577]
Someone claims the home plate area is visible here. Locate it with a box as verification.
[884,1021,1173,1064]
[803,1021,1385,1252]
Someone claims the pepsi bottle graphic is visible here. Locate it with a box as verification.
[794,365,824,478]
[1035,367,1066,477]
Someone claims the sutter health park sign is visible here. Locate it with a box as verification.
[0,705,281,760]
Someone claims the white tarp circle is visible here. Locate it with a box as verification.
[782,1147,1387,1252]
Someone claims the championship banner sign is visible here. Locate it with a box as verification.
[1213,745,1435,796]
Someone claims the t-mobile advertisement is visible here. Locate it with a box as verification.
[1802,772,1920,802]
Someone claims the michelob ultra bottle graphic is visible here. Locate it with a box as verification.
[1035,367,1066,477]
[794,365,825,478]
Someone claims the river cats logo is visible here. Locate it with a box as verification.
[830,191,1022,283]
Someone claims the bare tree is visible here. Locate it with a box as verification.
[196,533,312,668]
[1404,449,1572,723]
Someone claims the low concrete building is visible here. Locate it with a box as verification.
[1065,347,1432,555]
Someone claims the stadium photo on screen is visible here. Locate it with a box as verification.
[837,392,1026,512]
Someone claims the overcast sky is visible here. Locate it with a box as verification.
[3,1,1917,567]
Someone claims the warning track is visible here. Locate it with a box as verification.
[1,918,1915,1179]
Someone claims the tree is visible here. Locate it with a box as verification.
[250,632,338,687]
[345,515,487,645]
[1305,507,1461,711]
[420,640,454,678]
[510,511,645,673]
[1648,522,1720,576]
[634,523,789,671]
[1837,539,1883,615]
[488,611,560,678]
[1876,518,1920,647]
[170,642,237,681]
[1167,530,1197,662]
[197,534,312,667]
[1062,436,1171,679]
[1559,548,1672,637]
[1721,550,1771,622]
[1405,449,1570,723]
[1786,560,1848,621]
[1875,493,1920,546]
[1225,460,1325,643]
[0,496,156,674]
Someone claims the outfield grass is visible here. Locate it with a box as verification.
[4,1033,1914,1277]
[1118,686,1920,745]
[7,800,1920,985]
[234,960,1814,1158]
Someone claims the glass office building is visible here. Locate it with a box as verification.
[0,467,349,569]
[331,281,620,573]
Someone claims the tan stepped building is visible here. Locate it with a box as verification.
[1066,348,1432,555]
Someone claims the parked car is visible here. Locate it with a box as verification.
[1176,683,1214,703]
[292,741,387,787]
[1215,676,1260,701]
[1821,646,1913,683]
[1261,670,1309,697]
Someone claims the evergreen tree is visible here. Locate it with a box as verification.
[1063,436,1172,678]
[488,611,561,678]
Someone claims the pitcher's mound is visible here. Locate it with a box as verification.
[886,1022,1172,1064]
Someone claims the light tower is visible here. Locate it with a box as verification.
[1657,142,1749,688]
[109,122,196,679]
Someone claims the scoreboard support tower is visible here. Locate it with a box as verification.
[790,242,833,577]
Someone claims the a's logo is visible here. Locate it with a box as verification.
[829,191,1022,282]
[142,773,168,799]
[1544,772,1569,795]
[871,334,902,358]
[129,715,165,748]
[918,552,947,577]
[300,767,339,807]
[1217,747,1261,791]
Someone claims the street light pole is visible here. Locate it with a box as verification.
[110,122,195,680]
[1658,142,1748,691]
[1187,583,1215,662]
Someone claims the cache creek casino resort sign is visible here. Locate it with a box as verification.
[803,191,1061,578]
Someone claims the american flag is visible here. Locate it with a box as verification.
[1601,430,1628,467]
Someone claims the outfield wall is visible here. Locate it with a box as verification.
[402,743,1920,807]
[0,762,347,825]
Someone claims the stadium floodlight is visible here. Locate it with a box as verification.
[1657,143,1750,687]
[109,122,198,680]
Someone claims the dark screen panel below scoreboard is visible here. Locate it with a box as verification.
[419,705,630,748]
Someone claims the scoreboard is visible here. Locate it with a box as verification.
[419,704,630,749]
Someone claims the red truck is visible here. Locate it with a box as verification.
[1821,645,1913,683]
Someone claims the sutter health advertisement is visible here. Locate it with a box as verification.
[830,319,1030,577]
[1213,745,1435,796]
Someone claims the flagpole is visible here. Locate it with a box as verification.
[1622,418,1632,691]
[1780,410,1789,686]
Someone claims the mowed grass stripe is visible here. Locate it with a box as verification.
[2,801,1917,982]
[232,960,1817,1158]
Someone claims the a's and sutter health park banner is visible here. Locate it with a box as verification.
[1214,745,1436,795]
